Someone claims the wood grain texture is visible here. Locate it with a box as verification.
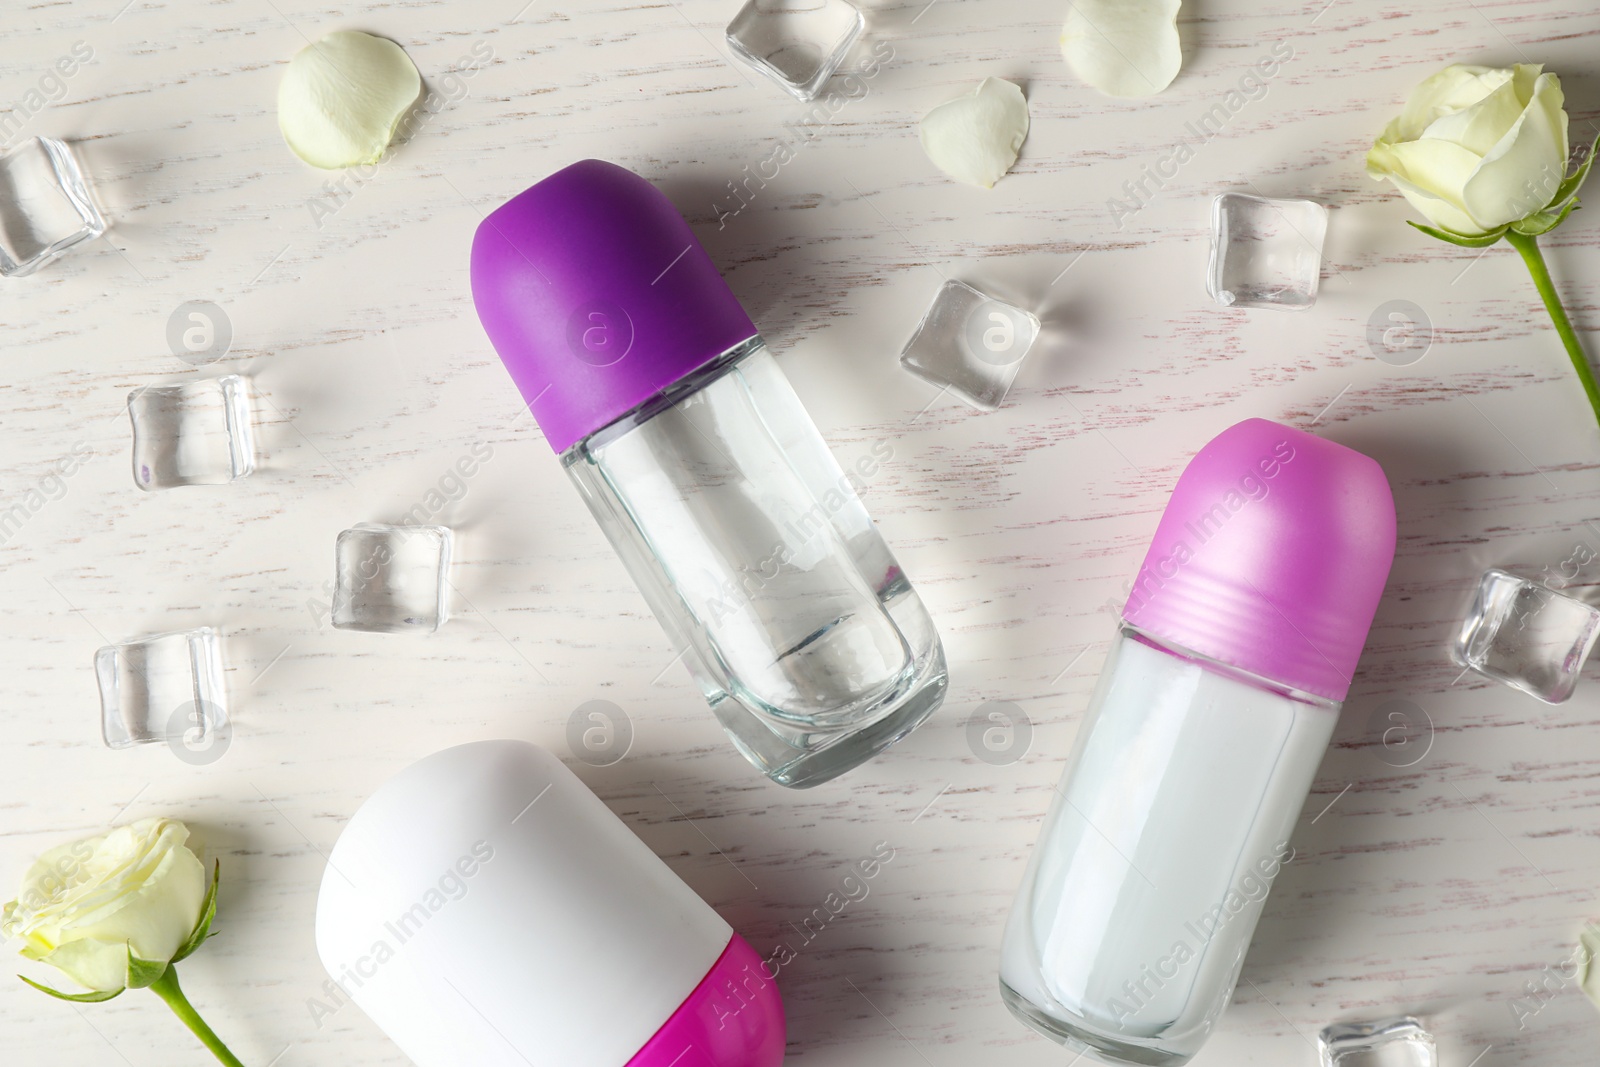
[1,0,1599,1064]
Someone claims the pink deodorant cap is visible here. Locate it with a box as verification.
[1121,419,1396,702]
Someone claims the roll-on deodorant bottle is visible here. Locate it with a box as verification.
[316,740,785,1067]
[1000,419,1396,1065]
[471,160,946,788]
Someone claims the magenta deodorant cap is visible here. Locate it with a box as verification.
[470,159,758,452]
[315,741,785,1067]
[1122,418,1396,700]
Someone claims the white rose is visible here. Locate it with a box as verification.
[1367,64,1570,236]
[2,818,207,993]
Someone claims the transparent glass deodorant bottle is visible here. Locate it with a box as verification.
[470,160,947,788]
[1000,420,1396,1065]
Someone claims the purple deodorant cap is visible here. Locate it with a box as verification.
[469,159,758,453]
[1122,419,1396,702]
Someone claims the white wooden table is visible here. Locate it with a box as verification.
[2,0,1599,1064]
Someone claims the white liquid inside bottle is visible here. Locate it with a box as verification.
[1000,626,1337,1063]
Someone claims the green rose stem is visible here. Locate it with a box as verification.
[1506,229,1600,433]
[148,967,246,1067]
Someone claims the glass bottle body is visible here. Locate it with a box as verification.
[564,338,947,787]
[1000,623,1337,1065]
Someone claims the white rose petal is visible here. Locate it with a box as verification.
[2,819,207,993]
[1419,66,1527,155]
[1061,0,1182,99]
[1366,137,1485,236]
[1390,65,1511,143]
[36,939,130,994]
[919,78,1030,189]
[1461,70,1569,229]
[278,30,421,170]
[1582,924,1600,1009]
